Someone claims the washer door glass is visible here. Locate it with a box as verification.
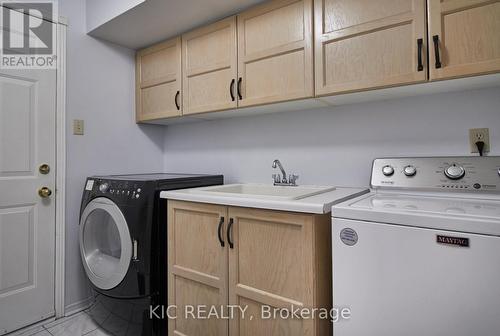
[79,197,132,290]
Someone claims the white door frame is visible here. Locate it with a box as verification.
[55,17,67,319]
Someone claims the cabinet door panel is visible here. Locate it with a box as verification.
[237,0,314,107]
[174,277,225,336]
[428,0,500,80]
[243,1,305,54]
[136,37,181,121]
[140,46,179,87]
[182,17,237,115]
[238,297,304,336]
[168,201,228,336]
[315,0,427,95]
[141,82,179,119]
[323,0,413,32]
[228,207,315,336]
[185,69,235,114]
[245,49,307,102]
[323,24,415,90]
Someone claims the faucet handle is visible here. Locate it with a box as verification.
[289,174,299,185]
[272,174,281,183]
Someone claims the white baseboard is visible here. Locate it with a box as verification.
[64,297,94,317]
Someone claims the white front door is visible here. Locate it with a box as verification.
[0,66,56,334]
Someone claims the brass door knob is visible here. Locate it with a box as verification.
[39,164,50,174]
[38,187,52,198]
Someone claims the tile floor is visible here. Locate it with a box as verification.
[11,308,113,336]
[10,293,150,336]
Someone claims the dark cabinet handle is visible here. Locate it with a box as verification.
[174,90,180,110]
[227,218,234,249]
[230,79,235,101]
[217,217,225,247]
[417,38,423,72]
[433,35,442,69]
[237,77,242,100]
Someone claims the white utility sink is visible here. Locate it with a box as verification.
[195,184,336,200]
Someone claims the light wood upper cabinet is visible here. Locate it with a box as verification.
[168,201,228,336]
[237,0,314,107]
[227,207,332,336]
[136,37,182,122]
[314,0,427,96]
[182,17,238,115]
[135,0,500,123]
[428,0,500,81]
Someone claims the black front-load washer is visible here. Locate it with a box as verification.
[79,173,223,336]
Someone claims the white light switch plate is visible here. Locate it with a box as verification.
[73,119,84,135]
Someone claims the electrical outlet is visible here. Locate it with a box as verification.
[73,119,84,135]
[469,128,490,153]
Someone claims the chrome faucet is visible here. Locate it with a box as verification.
[272,159,287,182]
[272,159,299,186]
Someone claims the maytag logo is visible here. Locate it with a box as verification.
[436,235,469,248]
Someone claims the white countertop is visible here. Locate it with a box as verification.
[160,185,369,214]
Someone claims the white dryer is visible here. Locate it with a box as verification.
[331,157,500,336]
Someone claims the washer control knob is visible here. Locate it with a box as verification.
[382,165,395,176]
[498,168,500,177]
[444,164,465,180]
[403,165,417,177]
[99,183,109,193]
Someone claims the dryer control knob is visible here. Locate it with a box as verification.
[99,182,109,193]
[382,165,395,176]
[498,168,500,177]
[444,164,465,180]
[403,165,417,177]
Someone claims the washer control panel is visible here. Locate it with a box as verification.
[371,157,500,192]
[88,179,145,200]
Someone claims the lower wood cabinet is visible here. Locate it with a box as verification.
[167,201,228,336]
[168,200,332,336]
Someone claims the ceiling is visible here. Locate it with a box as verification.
[87,0,267,50]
